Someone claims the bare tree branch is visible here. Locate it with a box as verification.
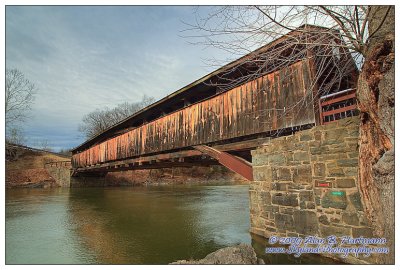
[180,6,368,130]
[5,69,37,127]
[78,95,155,139]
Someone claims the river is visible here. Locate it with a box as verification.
[6,183,339,264]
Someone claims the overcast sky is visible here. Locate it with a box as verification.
[6,6,233,151]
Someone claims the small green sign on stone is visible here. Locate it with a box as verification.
[331,191,345,196]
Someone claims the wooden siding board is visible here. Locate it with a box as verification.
[253,79,260,133]
[244,81,251,136]
[208,97,213,141]
[260,77,267,131]
[237,85,243,137]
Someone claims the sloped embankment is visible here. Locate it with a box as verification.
[6,147,69,188]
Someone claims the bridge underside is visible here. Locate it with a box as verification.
[71,137,261,179]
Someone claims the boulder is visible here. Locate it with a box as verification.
[170,244,262,264]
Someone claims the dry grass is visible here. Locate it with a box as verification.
[6,150,69,170]
[5,149,70,188]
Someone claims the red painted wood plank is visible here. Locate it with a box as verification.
[322,104,357,117]
[320,92,356,106]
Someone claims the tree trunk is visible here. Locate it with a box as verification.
[357,6,394,264]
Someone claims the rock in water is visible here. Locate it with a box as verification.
[171,244,261,264]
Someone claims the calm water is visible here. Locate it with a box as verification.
[6,184,339,264]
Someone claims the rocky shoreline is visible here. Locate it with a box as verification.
[171,244,264,265]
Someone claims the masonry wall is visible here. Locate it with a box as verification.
[45,165,71,188]
[70,176,106,187]
[45,165,108,188]
[250,117,378,264]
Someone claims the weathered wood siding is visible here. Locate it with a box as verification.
[72,59,316,168]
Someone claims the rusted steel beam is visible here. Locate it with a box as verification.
[212,137,270,152]
[193,145,253,181]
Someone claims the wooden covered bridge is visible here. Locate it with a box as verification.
[71,25,358,180]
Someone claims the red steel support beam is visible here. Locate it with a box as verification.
[193,145,253,181]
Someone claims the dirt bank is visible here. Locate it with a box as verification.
[5,147,69,188]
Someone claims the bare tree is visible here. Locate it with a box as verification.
[6,68,37,146]
[38,139,53,152]
[58,148,72,157]
[5,127,26,146]
[182,6,368,137]
[78,95,155,139]
[186,5,394,263]
[185,6,370,83]
[186,6,376,58]
[31,139,53,152]
[5,68,37,127]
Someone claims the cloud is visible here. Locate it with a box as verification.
[6,6,231,151]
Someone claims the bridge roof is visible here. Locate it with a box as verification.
[72,24,336,153]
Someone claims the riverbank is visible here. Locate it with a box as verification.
[6,146,247,188]
[5,147,69,188]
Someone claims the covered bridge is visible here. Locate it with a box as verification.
[71,25,358,180]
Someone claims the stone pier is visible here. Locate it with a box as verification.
[45,164,71,187]
[45,164,106,187]
[250,117,380,264]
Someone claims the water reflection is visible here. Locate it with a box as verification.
[67,185,251,264]
[6,184,340,264]
[6,188,96,264]
[6,184,251,264]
